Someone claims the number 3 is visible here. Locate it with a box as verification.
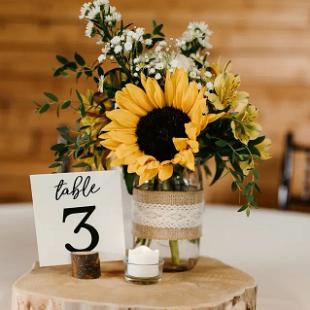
[62,205,99,252]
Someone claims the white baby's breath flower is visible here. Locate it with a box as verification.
[114,45,122,54]
[205,71,212,78]
[155,73,162,80]
[206,81,214,90]
[134,27,145,41]
[155,40,167,53]
[170,54,195,72]
[111,36,121,45]
[155,63,164,70]
[85,21,94,37]
[98,44,110,63]
[149,68,156,74]
[98,54,106,63]
[94,0,109,6]
[124,41,133,52]
[88,5,100,19]
[79,2,91,19]
[113,11,122,22]
[98,75,105,93]
[189,71,197,79]
[179,21,213,50]
[145,38,153,46]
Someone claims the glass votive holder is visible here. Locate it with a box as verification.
[124,259,164,284]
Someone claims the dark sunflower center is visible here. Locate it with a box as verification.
[136,107,190,161]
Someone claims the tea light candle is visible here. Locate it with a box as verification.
[127,246,160,278]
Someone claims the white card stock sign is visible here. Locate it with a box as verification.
[30,170,126,266]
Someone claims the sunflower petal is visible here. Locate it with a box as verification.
[173,69,189,109]
[143,77,165,109]
[100,139,120,150]
[158,164,173,181]
[200,112,226,131]
[100,131,137,144]
[181,81,199,113]
[125,84,154,112]
[185,122,199,140]
[110,157,125,167]
[189,97,206,126]
[115,143,139,159]
[106,109,139,127]
[173,138,188,151]
[165,71,174,106]
[115,90,147,116]
[101,121,124,131]
[173,149,195,171]
[139,168,159,185]
[187,140,199,153]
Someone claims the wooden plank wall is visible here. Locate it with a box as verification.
[0,0,309,207]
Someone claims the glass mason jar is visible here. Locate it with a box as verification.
[132,164,204,272]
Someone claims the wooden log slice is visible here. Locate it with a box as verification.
[12,257,257,309]
[71,251,101,279]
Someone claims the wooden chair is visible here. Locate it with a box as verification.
[278,132,310,210]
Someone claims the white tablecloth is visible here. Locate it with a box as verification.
[0,203,309,310]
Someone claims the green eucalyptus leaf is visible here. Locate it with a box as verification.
[243,182,253,196]
[49,162,62,168]
[65,62,78,71]
[231,181,238,192]
[74,52,85,66]
[136,41,143,54]
[44,92,58,102]
[238,204,248,212]
[215,140,227,147]
[210,154,225,185]
[83,67,93,77]
[51,143,68,153]
[250,136,265,145]
[38,103,50,113]
[56,55,69,65]
[254,183,261,193]
[72,162,91,168]
[123,166,135,195]
[54,67,64,77]
[76,71,83,79]
[97,66,104,76]
[61,100,71,109]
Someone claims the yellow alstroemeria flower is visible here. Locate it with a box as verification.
[257,138,272,160]
[240,159,255,176]
[207,71,249,111]
[231,104,261,145]
[100,68,224,185]
[80,90,111,139]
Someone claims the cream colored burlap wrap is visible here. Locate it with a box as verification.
[132,189,204,240]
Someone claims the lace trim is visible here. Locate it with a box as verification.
[133,201,204,229]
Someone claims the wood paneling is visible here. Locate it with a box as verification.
[1,0,310,207]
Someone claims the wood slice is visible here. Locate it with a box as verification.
[12,257,257,309]
[71,251,101,279]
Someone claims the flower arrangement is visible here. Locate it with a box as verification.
[36,0,271,215]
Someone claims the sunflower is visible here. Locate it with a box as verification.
[100,68,224,185]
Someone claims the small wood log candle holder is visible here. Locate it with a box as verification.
[71,251,101,279]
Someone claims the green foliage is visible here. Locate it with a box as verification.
[197,118,264,215]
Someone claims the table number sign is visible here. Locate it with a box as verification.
[30,170,126,266]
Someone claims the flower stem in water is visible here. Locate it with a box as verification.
[169,240,180,266]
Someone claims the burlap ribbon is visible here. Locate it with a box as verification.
[132,189,204,240]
